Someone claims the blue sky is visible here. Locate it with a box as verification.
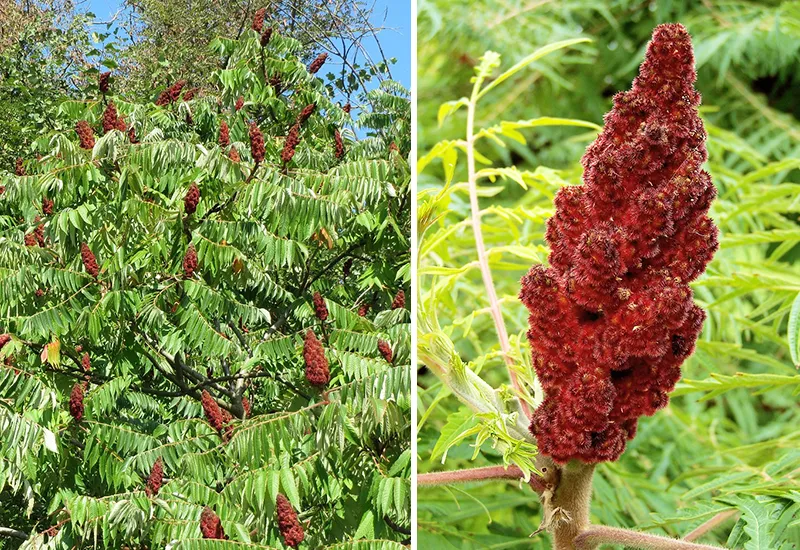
[86,0,410,89]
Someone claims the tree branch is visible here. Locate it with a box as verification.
[418,465,546,493]
[684,509,738,542]
[0,527,28,540]
[574,526,725,550]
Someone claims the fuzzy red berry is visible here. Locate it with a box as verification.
[235,96,244,112]
[183,87,198,101]
[199,506,226,539]
[297,103,315,125]
[334,129,344,160]
[145,457,164,497]
[128,126,139,144]
[358,303,370,317]
[378,339,393,364]
[312,291,328,321]
[219,120,230,148]
[308,53,327,74]
[388,142,399,154]
[228,148,240,162]
[99,71,111,94]
[69,382,84,421]
[391,289,405,310]
[201,390,224,432]
[269,75,282,94]
[249,122,265,163]
[116,115,127,132]
[169,80,187,103]
[242,395,251,418]
[34,222,45,246]
[25,232,38,247]
[260,27,273,47]
[252,7,267,32]
[42,197,54,216]
[520,24,718,465]
[80,243,100,278]
[0,334,10,351]
[103,101,119,134]
[15,157,25,176]
[184,182,200,215]
[343,103,351,114]
[81,352,91,372]
[76,121,95,150]
[282,123,301,164]
[303,330,329,387]
[183,244,198,279]
[275,494,304,548]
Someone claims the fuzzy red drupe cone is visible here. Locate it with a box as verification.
[235,96,244,112]
[169,80,187,103]
[378,339,393,364]
[201,390,225,432]
[249,122,265,163]
[128,126,139,144]
[391,289,405,310]
[229,148,241,162]
[275,494,305,548]
[0,334,10,351]
[334,129,344,160]
[15,157,25,176]
[219,120,231,148]
[42,197,54,215]
[184,182,200,215]
[269,75,282,93]
[388,142,399,155]
[81,352,91,372]
[519,24,718,465]
[145,457,163,497]
[303,329,330,387]
[34,221,45,246]
[297,103,316,125]
[98,71,111,94]
[242,395,251,418]
[358,303,370,317]
[69,382,84,421]
[116,115,127,132]
[102,101,119,134]
[282,123,301,164]
[80,243,100,278]
[75,121,95,150]
[252,7,267,32]
[25,233,38,247]
[308,52,327,74]
[312,291,328,321]
[260,27,273,47]
[183,244,198,279]
[183,87,198,102]
[199,506,226,539]
[343,102,351,114]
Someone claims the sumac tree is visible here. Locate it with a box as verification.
[0,13,410,550]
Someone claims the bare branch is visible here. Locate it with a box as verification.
[574,526,726,550]
[0,527,28,540]
[418,465,546,494]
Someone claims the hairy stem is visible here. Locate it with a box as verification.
[548,461,595,550]
[418,465,545,493]
[465,93,532,420]
[574,526,725,549]
[684,509,738,542]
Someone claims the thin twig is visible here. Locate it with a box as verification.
[418,465,545,493]
[574,526,725,550]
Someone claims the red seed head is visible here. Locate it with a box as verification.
[35,223,45,246]
[312,291,328,321]
[308,53,327,74]
[169,80,187,103]
[155,90,170,106]
[242,395,251,418]
[183,244,198,279]
[76,121,95,150]
[184,182,200,215]
[183,87,198,101]
[297,103,316,125]
[102,101,119,134]
[201,390,225,432]
[15,157,25,176]
[334,129,344,160]
[378,339,393,364]
[343,102,351,114]
[275,494,305,548]
[128,126,139,144]
[99,71,111,93]
[80,243,99,278]
[228,148,241,162]
[116,115,127,132]
[69,382,84,421]
[0,334,11,351]
[219,120,230,148]
[235,96,244,112]
[260,27,273,47]
[520,24,717,465]
[42,197,54,216]
[145,457,164,497]
[199,506,226,539]
[249,123,265,163]
[282,123,301,164]
[358,303,370,317]
[391,289,405,310]
[269,75,282,94]
[389,142,399,154]
[81,352,91,372]
[252,7,267,32]
[25,233,38,247]
[303,330,330,387]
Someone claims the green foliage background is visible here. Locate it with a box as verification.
[417,1,800,548]
[0,10,410,550]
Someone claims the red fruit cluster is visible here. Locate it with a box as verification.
[252,7,267,32]
[343,103,351,114]
[155,80,187,106]
[249,123,265,163]
[183,244,198,279]
[312,291,328,321]
[334,129,344,160]
[81,352,91,372]
[15,157,25,176]
[282,123,301,164]
[303,330,330,387]
[42,197,54,216]
[269,75,282,94]
[388,142,399,155]
[145,457,164,497]
[183,87,198,101]
[201,390,225,432]
[25,233,37,247]
[297,103,315,125]
[103,101,119,134]
[99,71,111,94]
[0,334,10,351]
[116,115,127,132]
[184,182,200,215]
[391,290,405,310]
[235,96,244,111]
[69,382,84,421]
[260,27,273,47]
[520,24,718,464]
[229,148,241,162]
[275,494,305,548]
[33,220,45,246]
[308,53,327,74]
[242,395,251,418]
[378,339,393,364]
[358,303,370,317]
[200,506,226,539]
[76,121,95,150]
[81,243,99,278]
[128,126,139,144]
[219,120,230,147]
